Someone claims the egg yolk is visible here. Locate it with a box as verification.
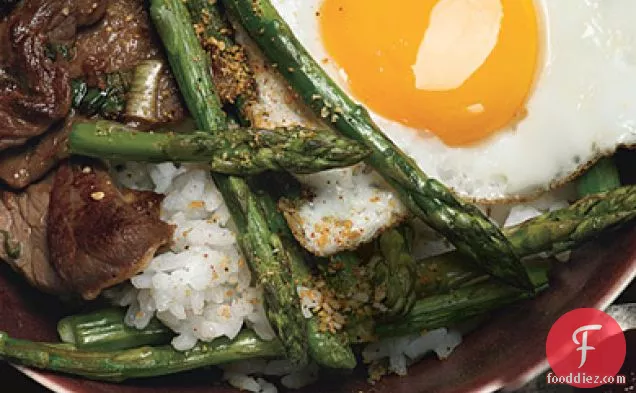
[319,0,539,146]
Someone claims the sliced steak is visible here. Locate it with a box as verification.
[49,160,174,300]
[0,114,79,189]
[70,0,159,77]
[0,177,67,295]
[0,0,107,151]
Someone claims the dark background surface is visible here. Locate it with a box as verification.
[1,282,633,393]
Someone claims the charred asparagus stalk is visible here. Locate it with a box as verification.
[150,0,227,132]
[70,120,370,174]
[0,330,283,382]
[214,176,309,366]
[368,226,418,319]
[322,252,363,297]
[186,0,256,107]
[53,262,548,352]
[375,260,551,338]
[249,178,357,369]
[150,0,309,366]
[5,265,542,382]
[417,184,636,296]
[221,0,531,291]
[188,0,361,367]
[505,184,636,257]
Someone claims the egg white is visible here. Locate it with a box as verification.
[234,0,632,255]
[269,0,636,202]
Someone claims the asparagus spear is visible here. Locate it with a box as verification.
[221,0,531,291]
[0,330,283,382]
[214,175,309,366]
[186,0,256,107]
[57,308,173,351]
[577,157,621,197]
[150,0,308,366]
[70,120,370,174]
[505,184,636,257]
[368,226,417,319]
[59,175,636,348]
[249,178,357,369]
[416,252,488,296]
[51,264,547,348]
[322,252,364,297]
[417,184,636,296]
[150,0,227,132]
[1,267,543,383]
[375,261,551,338]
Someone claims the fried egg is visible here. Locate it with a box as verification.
[268,0,636,201]
[236,0,635,255]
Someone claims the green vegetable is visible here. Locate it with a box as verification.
[125,60,164,123]
[221,0,531,291]
[186,0,256,107]
[150,0,308,366]
[368,226,417,319]
[71,72,132,119]
[69,120,370,174]
[215,176,309,366]
[0,230,21,260]
[0,330,283,382]
[416,252,489,296]
[577,157,621,197]
[505,184,636,257]
[417,184,636,296]
[249,178,356,369]
[57,308,173,351]
[375,261,551,338]
[150,0,227,132]
[322,252,362,296]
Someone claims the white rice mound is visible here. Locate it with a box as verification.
[112,163,276,351]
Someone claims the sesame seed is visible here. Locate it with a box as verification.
[91,191,105,201]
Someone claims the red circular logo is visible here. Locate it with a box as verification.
[546,308,626,388]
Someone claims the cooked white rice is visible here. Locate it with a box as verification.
[112,164,275,351]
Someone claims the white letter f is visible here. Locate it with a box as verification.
[572,324,602,368]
